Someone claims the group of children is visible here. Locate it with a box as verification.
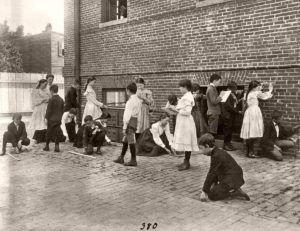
[1,74,299,203]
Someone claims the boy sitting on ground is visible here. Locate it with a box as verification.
[1,113,30,155]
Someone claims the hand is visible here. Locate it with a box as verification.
[238,111,243,115]
[269,82,273,92]
[103,105,108,109]
[44,118,48,124]
[165,148,171,154]
[122,129,126,136]
[200,191,209,202]
[17,140,22,149]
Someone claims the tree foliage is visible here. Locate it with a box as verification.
[0,21,24,72]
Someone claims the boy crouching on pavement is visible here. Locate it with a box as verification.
[114,82,141,167]
[1,113,30,155]
[199,133,250,202]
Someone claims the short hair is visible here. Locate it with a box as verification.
[272,110,283,120]
[159,113,170,121]
[69,108,77,115]
[12,113,22,120]
[50,84,59,93]
[179,79,192,91]
[46,74,54,79]
[210,74,221,83]
[84,115,93,123]
[100,112,112,120]
[135,77,145,85]
[126,82,137,94]
[168,94,178,106]
[73,79,80,85]
[192,83,201,93]
[227,81,237,91]
[198,133,215,148]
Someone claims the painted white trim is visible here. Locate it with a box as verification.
[196,0,233,8]
[99,18,128,28]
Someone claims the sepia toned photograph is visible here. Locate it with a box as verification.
[0,0,299,230]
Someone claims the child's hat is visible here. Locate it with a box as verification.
[100,112,112,119]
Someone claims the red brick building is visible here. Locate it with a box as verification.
[64,0,300,142]
[16,31,64,75]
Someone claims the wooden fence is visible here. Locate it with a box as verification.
[0,72,64,116]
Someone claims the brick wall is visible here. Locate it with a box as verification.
[16,32,64,75]
[16,33,51,74]
[51,32,64,75]
[64,0,300,126]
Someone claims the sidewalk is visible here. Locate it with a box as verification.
[0,141,299,230]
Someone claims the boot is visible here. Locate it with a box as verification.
[124,144,137,167]
[230,188,250,201]
[114,142,128,164]
[96,147,102,155]
[227,143,237,151]
[178,152,191,171]
[54,143,60,152]
[43,142,50,151]
[223,144,233,151]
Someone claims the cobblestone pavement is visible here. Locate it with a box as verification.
[0,140,299,231]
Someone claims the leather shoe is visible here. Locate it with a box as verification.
[223,145,233,151]
[54,144,60,152]
[113,156,124,164]
[178,160,190,171]
[43,146,50,151]
[124,160,137,167]
[227,143,237,151]
[230,188,250,201]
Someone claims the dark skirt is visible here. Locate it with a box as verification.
[32,129,47,143]
[136,129,170,157]
[192,109,208,138]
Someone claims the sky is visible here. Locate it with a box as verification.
[0,0,64,35]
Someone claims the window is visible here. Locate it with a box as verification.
[103,89,126,107]
[196,0,233,8]
[58,41,64,57]
[102,0,127,23]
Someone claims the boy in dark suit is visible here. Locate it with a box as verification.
[221,81,242,151]
[260,110,299,161]
[1,113,30,155]
[199,133,250,202]
[206,74,222,137]
[82,113,111,155]
[43,85,65,152]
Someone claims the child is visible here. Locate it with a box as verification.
[163,94,178,131]
[43,85,65,152]
[221,81,242,151]
[1,113,30,155]
[192,83,208,139]
[61,108,77,142]
[136,113,174,157]
[136,77,154,139]
[114,82,141,167]
[206,74,222,137]
[260,110,299,161]
[94,112,112,145]
[240,80,273,158]
[199,133,250,202]
[173,79,199,171]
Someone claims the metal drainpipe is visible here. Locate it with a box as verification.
[74,0,81,123]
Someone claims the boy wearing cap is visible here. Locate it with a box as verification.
[1,113,30,155]
[261,110,299,161]
[199,133,250,202]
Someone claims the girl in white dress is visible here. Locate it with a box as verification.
[240,80,273,158]
[173,79,199,171]
[29,79,50,143]
[82,77,106,124]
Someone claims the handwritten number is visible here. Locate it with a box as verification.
[140,223,158,230]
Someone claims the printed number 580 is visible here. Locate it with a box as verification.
[140,222,158,230]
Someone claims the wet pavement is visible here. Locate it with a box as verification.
[0,139,300,230]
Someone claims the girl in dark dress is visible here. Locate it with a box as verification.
[136,113,175,157]
[191,83,208,140]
